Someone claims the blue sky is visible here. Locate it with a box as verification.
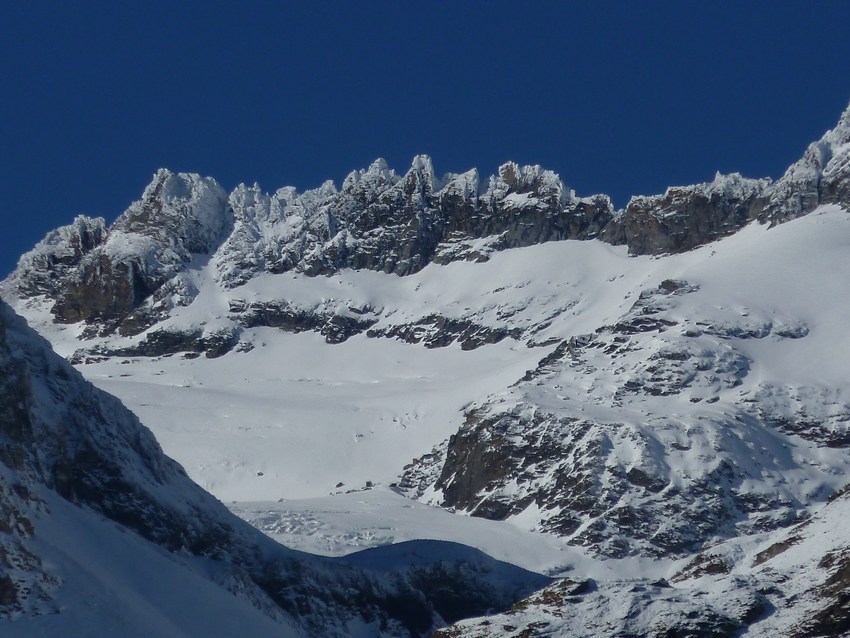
[2,1,850,277]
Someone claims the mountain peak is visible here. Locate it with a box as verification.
[834,98,850,134]
[113,169,230,254]
[342,158,399,194]
[400,154,441,195]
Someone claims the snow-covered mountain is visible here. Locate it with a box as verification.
[2,102,850,636]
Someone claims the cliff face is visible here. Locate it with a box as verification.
[612,173,770,255]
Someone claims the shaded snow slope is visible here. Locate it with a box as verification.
[4,480,300,638]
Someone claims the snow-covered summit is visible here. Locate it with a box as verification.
[113,168,231,254]
[342,157,399,194]
[484,161,573,209]
[1,152,619,336]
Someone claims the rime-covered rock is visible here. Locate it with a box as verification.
[760,102,850,223]
[43,170,230,332]
[5,215,107,297]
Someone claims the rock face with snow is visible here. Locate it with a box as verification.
[612,173,770,255]
[4,157,615,342]
[42,170,230,335]
[5,215,108,298]
[403,273,849,558]
[218,157,613,283]
[599,104,850,254]
[760,102,850,223]
[436,484,850,638]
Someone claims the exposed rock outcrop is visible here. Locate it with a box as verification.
[613,173,770,255]
[4,216,107,298]
[48,170,230,332]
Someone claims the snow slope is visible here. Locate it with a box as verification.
[6,481,301,638]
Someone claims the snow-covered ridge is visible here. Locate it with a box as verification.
[625,172,770,213]
[1,153,617,340]
[761,101,850,222]
[6,100,850,343]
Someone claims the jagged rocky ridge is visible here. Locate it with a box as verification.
[6,102,850,347]
[5,159,609,341]
[0,300,548,635]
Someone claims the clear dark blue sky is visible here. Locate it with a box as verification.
[3,1,850,277]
